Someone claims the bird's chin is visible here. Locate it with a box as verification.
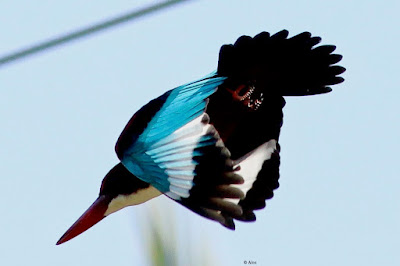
[104,186,162,216]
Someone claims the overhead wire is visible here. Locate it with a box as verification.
[0,0,192,67]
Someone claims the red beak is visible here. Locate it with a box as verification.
[56,195,112,245]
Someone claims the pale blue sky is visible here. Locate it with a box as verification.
[1,1,399,265]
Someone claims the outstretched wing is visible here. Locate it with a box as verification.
[115,74,253,227]
[116,73,226,190]
[217,29,346,96]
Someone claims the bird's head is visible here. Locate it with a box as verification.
[56,163,161,245]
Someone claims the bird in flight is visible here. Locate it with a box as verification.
[57,30,345,245]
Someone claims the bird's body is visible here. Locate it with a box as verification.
[57,30,345,245]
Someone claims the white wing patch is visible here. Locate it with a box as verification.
[227,139,277,204]
[146,114,215,200]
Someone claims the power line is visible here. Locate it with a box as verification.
[0,0,192,67]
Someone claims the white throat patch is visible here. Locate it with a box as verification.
[104,185,162,216]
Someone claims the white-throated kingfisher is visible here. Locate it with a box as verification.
[57,30,345,245]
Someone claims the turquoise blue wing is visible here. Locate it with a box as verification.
[118,73,282,229]
[137,72,226,145]
[121,112,247,229]
[119,73,227,192]
[122,114,218,196]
